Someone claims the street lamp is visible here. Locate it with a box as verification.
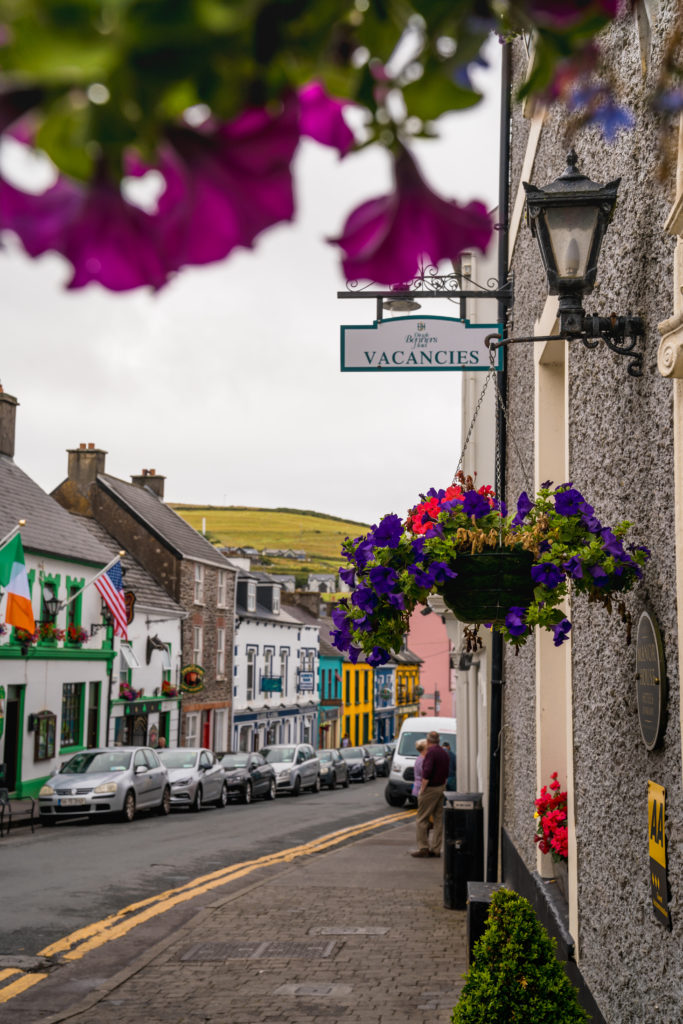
[42,590,62,620]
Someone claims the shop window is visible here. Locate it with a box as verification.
[34,711,56,761]
[87,681,100,748]
[61,683,84,749]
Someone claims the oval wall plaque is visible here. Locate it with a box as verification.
[636,609,666,750]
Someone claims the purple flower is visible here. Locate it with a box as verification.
[331,605,350,629]
[348,646,362,664]
[511,491,534,527]
[156,100,299,272]
[409,565,435,589]
[552,618,572,647]
[339,566,355,586]
[563,556,584,580]
[411,538,426,559]
[386,592,406,610]
[505,606,527,637]
[330,145,493,285]
[331,629,351,653]
[298,81,354,156]
[628,543,651,560]
[589,565,609,587]
[368,566,399,595]
[553,488,585,516]
[531,563,564,589]
[368,646,390,667]
[462,490,492,520]
[351,587,377,612]
[539,540,552,554]
[600,528,625,559]
[354,536,376,570]
[373,513,403,549]
[431,562,457,584]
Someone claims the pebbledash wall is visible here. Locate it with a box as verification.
[503,8,683,1023]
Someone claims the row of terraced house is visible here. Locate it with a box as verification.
[0,388,432,799]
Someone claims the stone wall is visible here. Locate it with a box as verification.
[503,7,682,1021]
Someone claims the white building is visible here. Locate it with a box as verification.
[232,571,319,751]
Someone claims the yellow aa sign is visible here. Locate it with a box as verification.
[648,780,670,928]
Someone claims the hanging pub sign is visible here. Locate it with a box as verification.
[181,664,205,693]
[636,609,666,750]
[124,590,136,625]
[340,316,504,373]
[648,780,671,929]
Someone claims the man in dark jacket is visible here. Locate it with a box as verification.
[410,731,450,857]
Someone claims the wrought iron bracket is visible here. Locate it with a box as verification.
[488,312,646,377]
[337,268,513,320]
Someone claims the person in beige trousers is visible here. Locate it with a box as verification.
[410,730,450,858]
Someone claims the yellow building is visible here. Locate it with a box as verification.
[341,659,374,746]
[394,649,422,733]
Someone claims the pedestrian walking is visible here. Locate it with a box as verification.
[442,741,456,791]
[341,734,350,747]
[411,739,427,800]
[410,730,450,858]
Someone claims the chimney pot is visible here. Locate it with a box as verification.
[149,469,156,476]
[87,443,95,450]
[79,443,87,450]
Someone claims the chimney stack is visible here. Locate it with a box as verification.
[0,388,19,458]
[66,443,108,495]
[131,467,165,499]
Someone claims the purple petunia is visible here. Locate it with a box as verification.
[589,564,609,587]
[331,605,350,629]
[563,555,584,580]
[411,538,426,559]
[431,562,458,584]
[298,81,355,156]
[512,491,534,527]
[600,528,625,559]
[348,646,362,664]
[552,618,572,647]
[368,566,399,595]
[531,563,564,589]
[505,606,527,637]
[409,565,435,589]
[553,488,585,516]
[339,566,355,587]
[351,587,377,612]
[353,536,376,570]
[373,513,404,549]
[462,490,492,520]
[367,646,390,667]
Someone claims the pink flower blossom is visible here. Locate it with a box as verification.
[298,81,354,156]
[330,145,493,285]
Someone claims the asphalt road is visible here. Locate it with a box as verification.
[0,775,394,960]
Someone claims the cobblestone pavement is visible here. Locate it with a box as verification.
[34,822,468,1024]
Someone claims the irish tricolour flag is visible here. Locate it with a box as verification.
[0,534,35,632]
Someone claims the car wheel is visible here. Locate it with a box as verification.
[311,775,321,794]
[191,786,203,813]
[328,775,336,790]
[242,781,252,805]
[40,816,56,827]
[342,775,350,789]
[360,769,367,783]
[158,786,171,816]
[215,783,229,809]
[120,790,136,823]
[291,775,302,797]
[385,788,405,808]
[265,778,277,801]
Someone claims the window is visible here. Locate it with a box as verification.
[280,648,289,694]
[214,709,228,751]
[61,683,84,749]
[364,669,369,703]
[185,712,199,747]
[194,563,204,603]
[272,588,280,614]
[193,626,203,664]
[87,681,100,748]
[216,628,225,676]
[264,647,274,675]
[246,648,256,700]
[247,582,256,612]
[217,569,227,607]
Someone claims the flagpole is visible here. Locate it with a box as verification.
[60,551,126,610]
[0,519,26,552]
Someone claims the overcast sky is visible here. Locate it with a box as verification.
[0,41,501,528]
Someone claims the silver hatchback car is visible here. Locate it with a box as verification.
[39,747,171,825]
[261,743,320,796]
[157,747,228,811]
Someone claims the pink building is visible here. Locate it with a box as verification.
[407,605,455,719]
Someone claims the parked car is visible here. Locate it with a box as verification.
[39,747,171,825]
[365,743,393,777]
[339,746,376,783]
[219,752,277,803]
[157,747,227,811]
[316,748,350,790]
[261,743,320,796]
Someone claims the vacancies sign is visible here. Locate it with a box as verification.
[340,315,503,373]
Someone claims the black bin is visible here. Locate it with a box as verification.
[443,791,484,910]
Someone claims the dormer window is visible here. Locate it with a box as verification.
[247,582,256,612]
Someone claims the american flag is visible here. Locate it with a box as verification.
[95,560,128,639]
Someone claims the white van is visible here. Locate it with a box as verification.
[385,716,457,807]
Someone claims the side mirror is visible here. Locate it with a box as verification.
[135,764,148,775]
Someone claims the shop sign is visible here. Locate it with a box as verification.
[648,780,671,929]
[298,672,315,692]
[181,664,205,693]
[340,316,503,373]
[262,677,282,693]
[636,610,666,750]
[124,700,160,715]
[124,590,136,625]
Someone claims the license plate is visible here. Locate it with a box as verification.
[58,797,87,806]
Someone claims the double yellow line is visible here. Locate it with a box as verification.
[33,809,414,968]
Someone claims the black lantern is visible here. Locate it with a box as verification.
[523,150,619,335]
[42,589,61,620]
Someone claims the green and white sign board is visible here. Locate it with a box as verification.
[340,315,504,372]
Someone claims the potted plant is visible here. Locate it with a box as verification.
[452,888,589,1023]
[38,621,65,643]
[535,771,569,899]
[331,473,649,666]
[66,624,89,645]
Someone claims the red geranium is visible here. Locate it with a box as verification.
[534,771,568,862]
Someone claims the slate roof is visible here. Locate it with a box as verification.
[80,519,184,617]
[98,474,233,569]
[317,617,340,660]
[0,454,111,566]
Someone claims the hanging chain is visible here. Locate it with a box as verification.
[453,367,496,481]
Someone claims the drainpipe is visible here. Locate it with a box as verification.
[486,39,512,884]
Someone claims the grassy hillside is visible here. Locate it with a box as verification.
[171,505,369,578]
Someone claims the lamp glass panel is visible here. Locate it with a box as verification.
[544,205,599,280]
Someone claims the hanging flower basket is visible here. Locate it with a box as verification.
[379,686,392,700]
[331,473,650,666]
[439,550,535,624]
[414,685,425,697]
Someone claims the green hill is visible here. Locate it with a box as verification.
[170,505,369,581]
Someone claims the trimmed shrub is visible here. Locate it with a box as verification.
[452,889,589,1024]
